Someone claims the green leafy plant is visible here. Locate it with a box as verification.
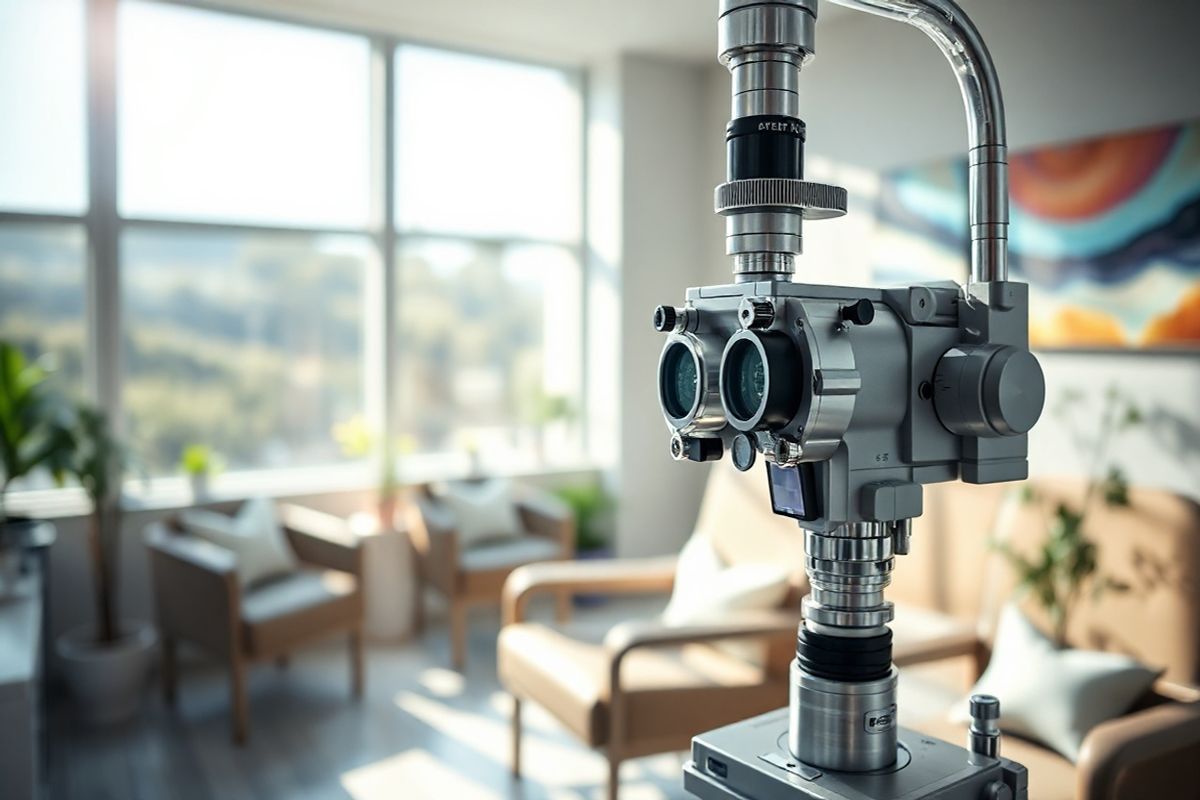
[554,482,614,552]
[0,342,75,524]
[991,385,1138,647]
[179,443,222,478]
[68,405,137,645]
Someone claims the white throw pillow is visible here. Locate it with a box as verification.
[663,533,790,662]
[181,497,299,587]
[956,603,1159,762]
[440,480,523,549]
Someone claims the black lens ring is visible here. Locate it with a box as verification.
[719,329,800,432]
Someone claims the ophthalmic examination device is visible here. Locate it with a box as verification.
[652,2,1046,799]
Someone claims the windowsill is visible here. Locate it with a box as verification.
[4,454,605,521]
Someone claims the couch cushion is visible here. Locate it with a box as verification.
[439,479,523,548]
[498,621,785,748]
[241,569,358,656]
[181,498,299,588]
[957,604,1159,762]
[459,536,561,573]
[917,715,1077,800]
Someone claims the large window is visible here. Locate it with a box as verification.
[394,46,584,468]
[0,0,88,397]
[0,0,587,489]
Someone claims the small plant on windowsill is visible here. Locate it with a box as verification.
[180,443,222,501]
[990,385,1138,648]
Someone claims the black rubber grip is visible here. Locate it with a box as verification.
[726,115,806,181]
[796,627,892,683]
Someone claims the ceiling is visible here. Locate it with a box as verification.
[221,0,853,64]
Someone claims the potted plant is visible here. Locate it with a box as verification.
[991,385,1136,646]
[180,443,221,500]
[0,342,74,595]
[55,405,156,724]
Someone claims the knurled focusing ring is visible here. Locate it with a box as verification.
[727,115,806,181]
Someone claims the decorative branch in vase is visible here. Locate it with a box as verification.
[991,385,1138,647]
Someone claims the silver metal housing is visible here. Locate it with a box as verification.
[790,662,899,772]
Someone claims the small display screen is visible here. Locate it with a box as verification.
[767,462,819,521]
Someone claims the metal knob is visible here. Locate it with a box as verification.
[739,298,775,330]
[653,305,678,333]
[969,694,1001,759]
[934,345,1045,438]
[670,432,723,463]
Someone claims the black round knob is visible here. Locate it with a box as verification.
[840,299,875,326]
[653,305,677,332]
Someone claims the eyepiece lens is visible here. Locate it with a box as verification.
[661,342,699,420]
[726,339,765,421]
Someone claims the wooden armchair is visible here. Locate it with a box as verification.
[497,462,807,800]
[145,503,365,744]
[407,482,574,670]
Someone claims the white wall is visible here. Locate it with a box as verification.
[698,0,1200,499]
[611,54,727,557]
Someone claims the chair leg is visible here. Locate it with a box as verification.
[230,656,248,745]
[607,757,621,800]
[554,589,571,625]
[161,636,177,707]
[450,601,467,672]
[350,628,365,699]
[510,696,522,777]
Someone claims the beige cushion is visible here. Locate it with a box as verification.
[459,536,561,572]
[181,498,298,587]
[663,532,789,663]
[498,621,783,748]
[692,462,807,591]
[241,569,358,655]
[956,604,1159,762]
[440,479,523,548]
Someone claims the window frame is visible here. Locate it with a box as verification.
[0,0,591,505]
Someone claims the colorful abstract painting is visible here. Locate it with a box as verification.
[873,121,1200,348]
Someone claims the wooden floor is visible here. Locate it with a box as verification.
[47,596,962,800]
[47,597,693,800]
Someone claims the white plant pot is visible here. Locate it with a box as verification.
[189,473,210,501]
[56,621,158,725]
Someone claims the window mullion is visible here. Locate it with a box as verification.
[381,39,399,474]
[85,0,122,424]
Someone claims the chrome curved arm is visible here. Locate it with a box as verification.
[828,0,1008,283]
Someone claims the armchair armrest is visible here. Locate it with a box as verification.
[502,556,677,625]
[603,612,800,661]
[1077,699,1200,800]
[277,504,363,577]
[144,523,240,655]
[603,612,800,744]
[516,491,574,557]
